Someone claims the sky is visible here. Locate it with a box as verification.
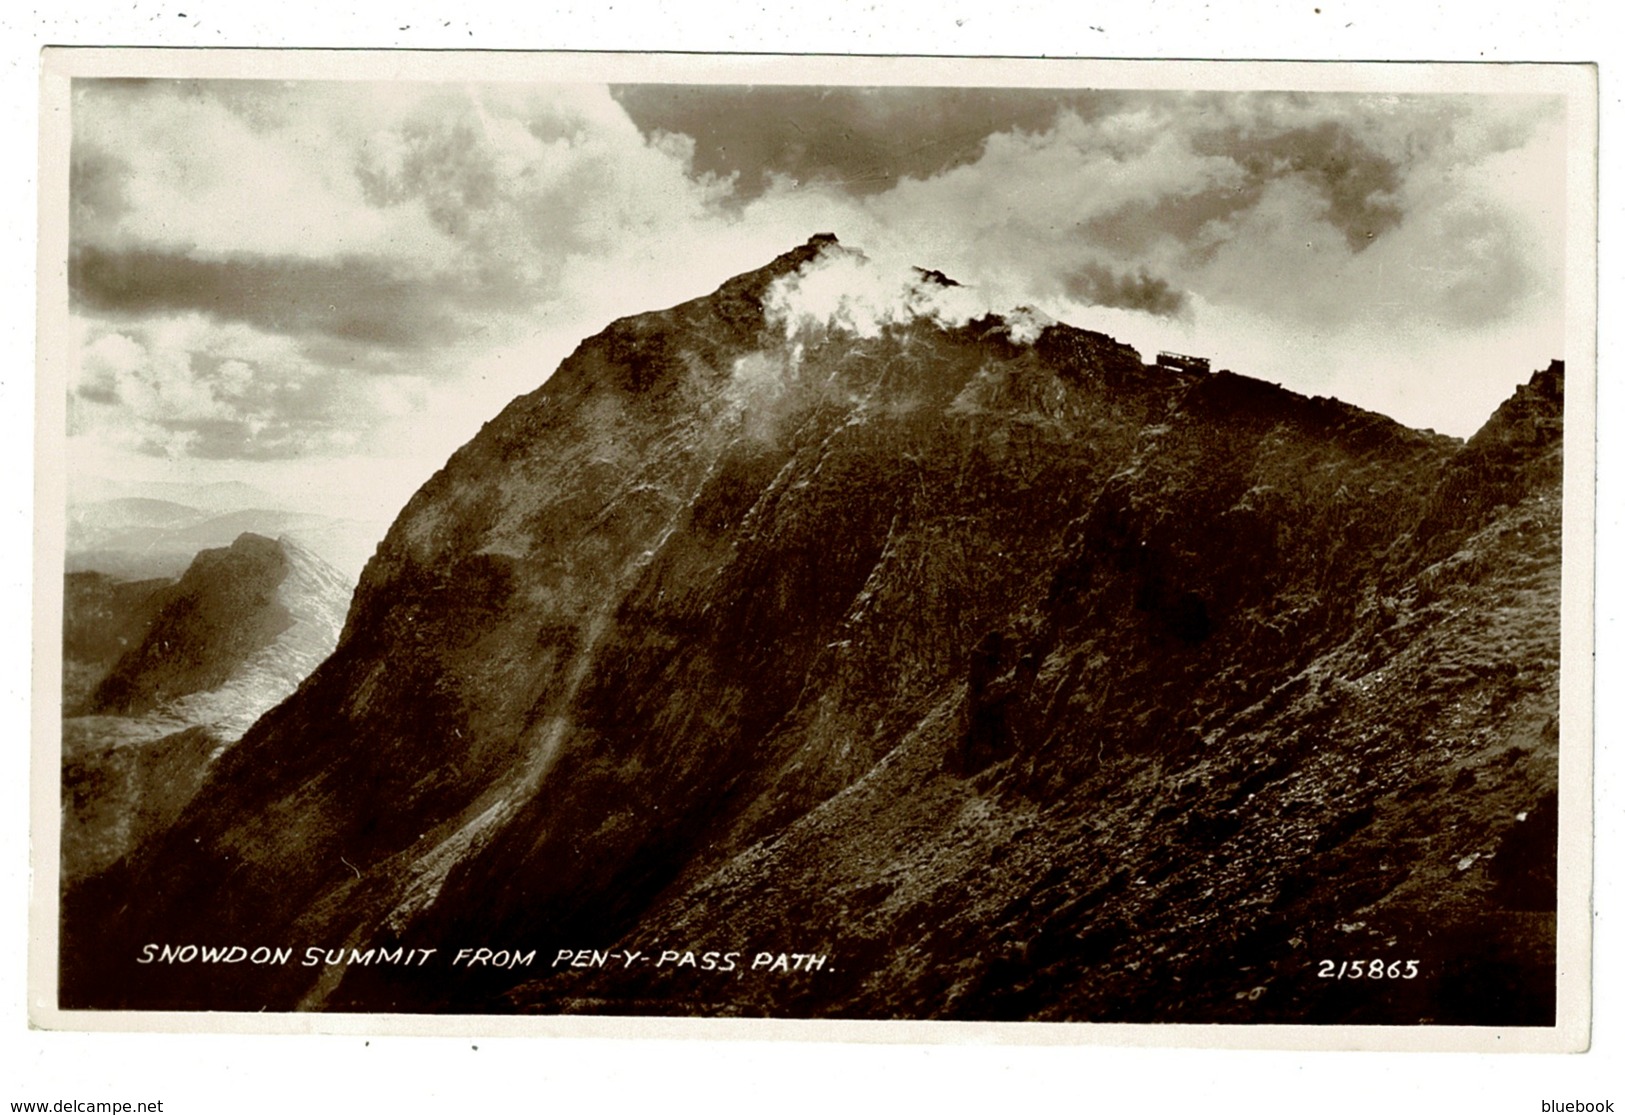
[63,78,1570,525]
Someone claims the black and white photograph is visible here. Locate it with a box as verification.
[27,45,1598,1062]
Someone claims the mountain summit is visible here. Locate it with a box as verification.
[61,237,1562,1024]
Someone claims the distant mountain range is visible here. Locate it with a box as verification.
[59,237,1563,1026]
[67,478,286,515]
[66,495,386,582]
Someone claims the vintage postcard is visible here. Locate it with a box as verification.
[30,50,1597,1050]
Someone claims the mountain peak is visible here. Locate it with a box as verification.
[1470,358,1564,451]
[728,232,847,296]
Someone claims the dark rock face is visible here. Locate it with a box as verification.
[62,571,173,713]
[60,240,1562,1025]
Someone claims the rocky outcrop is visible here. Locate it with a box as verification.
[60,534,353,884]
[60,239,1562,1025]
[86,533,294,716]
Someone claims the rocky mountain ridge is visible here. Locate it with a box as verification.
[61,237,1562,1025]
[61,533,353,884]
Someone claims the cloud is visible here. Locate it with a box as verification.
[342,84,735,297]
[1062,264,1189,318]
[66,79,746,465]
[69,316,428,461]
[761,89,1567,437]
[1184,99,1562,334]
[762,243,1051,346]
[612,86,1127,201]
[71,79,436,261]
[1191,118,1404,249]
[70,245,484,350]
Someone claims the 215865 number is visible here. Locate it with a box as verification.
[1317,959,1419,980]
